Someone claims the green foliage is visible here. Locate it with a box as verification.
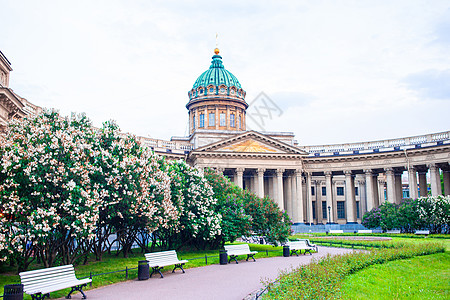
[203,168,251,245]
[362,196,450,233]
[242,191,292,246]
[204,168,291,246]
[262,242,445,299]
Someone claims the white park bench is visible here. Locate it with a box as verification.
[357,230,373,234]
[386,229,401,234]
[224,244,258,264]
[414,230,430,235]
[329,230,344,234]
[19,264,91,300]
[287,240,317,256]
[145,250,188,278]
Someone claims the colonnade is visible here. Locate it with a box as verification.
[215,162,450,225]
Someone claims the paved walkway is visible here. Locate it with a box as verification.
[63,247,354,300]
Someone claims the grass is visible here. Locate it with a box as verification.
[262,240,446,299]
[0,242,286,299]
[339,251,450,299]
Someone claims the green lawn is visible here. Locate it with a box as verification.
[0,243,284,299]
[339,251,450,299]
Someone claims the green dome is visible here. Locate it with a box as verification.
[192,54,242,89]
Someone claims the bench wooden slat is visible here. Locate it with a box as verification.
[19,264,91,299]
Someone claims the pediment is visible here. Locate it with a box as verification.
[193,131,308,155]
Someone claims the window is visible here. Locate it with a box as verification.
[209,113,215,126]
[220,87,225,93]
[199,89,203,94]
[312,201,316,219]
[356,201,360,219]
[337,201,345,219]
[322,201,327,219]
[193,116,196,129]
[199,114,205,127]
[230,89,235,95]
[220,113,226,126]
[209,87,214,93]
[322,186,326,196]
[311,186,315,196]
[355,187,359,196]
[230,114,235,127]
[337,186,344,196]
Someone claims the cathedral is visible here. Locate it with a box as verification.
[2,48,450,231]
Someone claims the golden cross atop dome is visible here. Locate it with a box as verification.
[214,33,219,54]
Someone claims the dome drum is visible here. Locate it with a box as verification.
[187,49,248,135]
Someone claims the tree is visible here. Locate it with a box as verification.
[242,191,292,245]
[0,111,101,271]
[203,168,251,247]
[155,161,221,250]
[90,121,177,258]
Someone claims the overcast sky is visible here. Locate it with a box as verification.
[1,0,449,145]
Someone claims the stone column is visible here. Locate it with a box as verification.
[378,177,386,204]
[256,168,265,198]
[215,106,219,130]
[443,170,450,196]
[285,174,292,218]
[395,172,403,204]
[429,164,441,196]
[364,169,375,212]
[372,173,379,208]
[325,171,334,223]
[226,105,230,130]
[385,168,396,204]
[418,171,428,197]
[344,170,356,223]
[294,170,304,223]
[305,172,313,224]
[276,169,285,211]
[358,179,366,217]
[408,167,419,199]
[236,168,244,189]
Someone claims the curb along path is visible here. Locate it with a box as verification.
[62,247,354,300]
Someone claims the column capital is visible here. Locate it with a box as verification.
[324,171,333,177]
[427,163,437,170]
[384,167,394,175]
[343,170,353,176]
[276,169,285,176]
[294,169,302,176]
[216,167,224,173]
[408,166,416,172]
[236,167,245,174]
[364,169,372,175]
[256,168,266,175]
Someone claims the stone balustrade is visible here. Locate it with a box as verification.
[301,131,450,157]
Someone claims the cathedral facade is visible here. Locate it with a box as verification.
[2,49,450,230]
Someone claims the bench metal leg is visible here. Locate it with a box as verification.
[290,249,299,256]
[246,254,256,262]
[228,255,239,264]
[31,293,50,300]
[66,284,88,299]
[150,266,164,278]
[172,263,185,274]
[304,249,312,255]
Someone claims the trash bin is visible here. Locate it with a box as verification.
[283,245,290,257]
[138,260,150,280]
[3,284,23,300]
[219,250,228,265]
